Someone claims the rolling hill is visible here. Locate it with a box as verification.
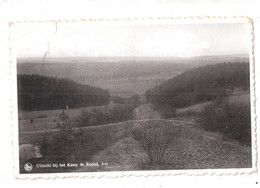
[17,74,110,111]
[146,62,250,110]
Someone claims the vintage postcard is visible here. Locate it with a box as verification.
[10,17,257,179]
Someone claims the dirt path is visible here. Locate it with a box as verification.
[134,103,161,120]
[19,118,196,135]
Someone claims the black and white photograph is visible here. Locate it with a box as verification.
[14,19,254,174]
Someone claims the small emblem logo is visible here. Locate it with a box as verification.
[24,163,33,172]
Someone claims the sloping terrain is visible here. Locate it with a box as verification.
[90,137,147,171]
[146,62,250,111]
[77,119,251,172]
[19,116,252,173]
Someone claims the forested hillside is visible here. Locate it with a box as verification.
[146,62,250,109]
[17,74,110,111]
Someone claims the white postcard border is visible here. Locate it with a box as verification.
[9,16,257,179]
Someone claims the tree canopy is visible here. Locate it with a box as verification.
[146,62,250,109]
[18,74,110,111]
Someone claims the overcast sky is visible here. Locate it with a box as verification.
[14,22,250,58]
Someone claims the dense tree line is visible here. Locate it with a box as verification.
[18,74,110,111]
[146,62,250,111]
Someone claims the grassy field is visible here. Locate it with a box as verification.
[19,107,85,132]
[176,101,212,117]
[19,105,102,120]
[18,104,126,132]
[176,91,250,117]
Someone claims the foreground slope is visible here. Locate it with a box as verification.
[19,119,251,173]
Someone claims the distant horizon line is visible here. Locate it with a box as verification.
[17,53,249,61]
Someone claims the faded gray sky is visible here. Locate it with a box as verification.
[14,22,250,58]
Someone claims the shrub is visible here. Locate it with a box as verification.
[132,120,179,164]
[199,100,251,145]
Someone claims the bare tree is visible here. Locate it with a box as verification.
[132,120,178,164]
